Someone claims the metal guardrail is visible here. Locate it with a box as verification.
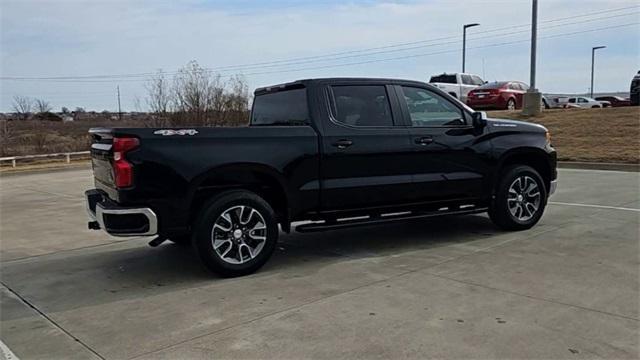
[0,151,90,168]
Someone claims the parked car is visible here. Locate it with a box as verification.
[630,71,640,106]
[595,96,631,107]
[466,81,548,110]
[567,97,610,108]
[85,77,557,277]
[429,73,485,103]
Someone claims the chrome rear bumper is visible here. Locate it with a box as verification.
[85,189,157,237]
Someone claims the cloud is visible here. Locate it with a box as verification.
[1,0,638,111]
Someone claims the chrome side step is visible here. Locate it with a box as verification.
[295,207,488,233]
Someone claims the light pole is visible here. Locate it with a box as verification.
[590,46,606,98]
[462,23,480,73]
[523,0,541,116]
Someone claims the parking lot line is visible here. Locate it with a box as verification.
[549,201,640,212]
[0,339,19,360]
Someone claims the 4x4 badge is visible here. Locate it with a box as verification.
[153,129,199,136]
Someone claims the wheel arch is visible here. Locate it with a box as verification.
[188,163,291,232]
[495,148,553,194]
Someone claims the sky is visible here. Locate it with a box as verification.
[1,0,639,112]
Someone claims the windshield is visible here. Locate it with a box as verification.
[429,74,457,84]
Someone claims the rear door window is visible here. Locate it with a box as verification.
[330,85,394,127]
[251,88,309,126]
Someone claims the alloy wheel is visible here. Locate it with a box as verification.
[211,205,267,264]
[507,176,541,221]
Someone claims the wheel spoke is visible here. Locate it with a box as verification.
[213,239,229,250]
[213,223,231,232]
[220,242,233,258]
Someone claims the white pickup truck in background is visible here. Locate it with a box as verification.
[429,73,485,103]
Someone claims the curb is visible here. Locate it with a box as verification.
[558,161,639,172]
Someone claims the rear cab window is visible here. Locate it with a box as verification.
[330,85,394,127]
[429,74,457,84]
[251,87,309,126]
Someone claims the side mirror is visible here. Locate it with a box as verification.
[472,111,487,128]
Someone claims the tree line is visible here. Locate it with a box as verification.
[8,60,251,127]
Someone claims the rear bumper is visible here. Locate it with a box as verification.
[85,189,157,237]
[467,98,504,109]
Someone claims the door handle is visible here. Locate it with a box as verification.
[332,139,353,149]
[414,136,434,145]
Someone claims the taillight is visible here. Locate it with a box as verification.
[112,137,139,188]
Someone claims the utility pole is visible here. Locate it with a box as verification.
[117,85,122,121]
[462,23,480,73]
[522,0,542,116]
[590,46,606,98]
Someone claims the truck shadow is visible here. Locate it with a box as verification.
[2,214,502,315]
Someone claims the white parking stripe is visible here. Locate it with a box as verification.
[549,201,640,212]
[0,340,19,360]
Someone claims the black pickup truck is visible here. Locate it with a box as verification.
[86,78,557,277]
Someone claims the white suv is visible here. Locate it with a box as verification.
[429,73,485,103]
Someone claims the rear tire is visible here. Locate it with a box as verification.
[489,165,547,231]
[192,190,278,277]
[506,98,516,110]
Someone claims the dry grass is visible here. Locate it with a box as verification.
[487,107,640,164]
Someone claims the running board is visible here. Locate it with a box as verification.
[295,207,488,233]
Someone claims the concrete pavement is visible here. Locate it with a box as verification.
[0,168,638,359]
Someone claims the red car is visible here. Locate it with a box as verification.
[595,96,631,107]
[467,81,529,110]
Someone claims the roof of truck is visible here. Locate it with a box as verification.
[254,77,431,94]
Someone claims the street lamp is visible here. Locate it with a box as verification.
[462,23,480,73]
[590,46,606,98]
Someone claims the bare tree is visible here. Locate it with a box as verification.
[34,99,52,113]
[172,60,224,126]
[146,70,171,114]
[143,61,250,127]
[0,120,14,156]
[223,75,250,126]
[12,96,33,120]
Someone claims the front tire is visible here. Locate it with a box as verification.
[489,165,547,231]
[193,190,278,277]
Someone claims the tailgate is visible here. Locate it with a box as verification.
[89,128,115,189]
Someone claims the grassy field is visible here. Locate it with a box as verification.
[487,107,640,164]
[1,107,638,169]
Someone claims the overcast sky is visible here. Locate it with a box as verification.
[1,0,639,112]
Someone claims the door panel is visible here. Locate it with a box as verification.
[394,85,491,203]
[320,84,413,210]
